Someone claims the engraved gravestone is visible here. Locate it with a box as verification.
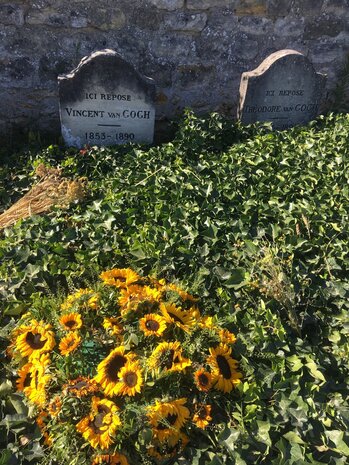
[58,49,156,147]
[238,50,326,130]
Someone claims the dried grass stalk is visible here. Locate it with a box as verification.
[0,164,87,229]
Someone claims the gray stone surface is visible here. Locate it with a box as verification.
[58,49,155,147]
[238,49,326,129]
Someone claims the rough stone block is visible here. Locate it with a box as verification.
[234,0,267,16]
[304,14,346,39]
[187,0,233,10]
[149,0,184,10]
[164,12,207,32]
[238,16,272,35]
[274,17,305,37]
[0,4,24,26]
[26,9,66,26]
[266,0,292,17]
[89,8,126,30]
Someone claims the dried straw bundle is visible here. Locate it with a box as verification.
[0,165,87,229]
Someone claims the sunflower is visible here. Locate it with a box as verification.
[198,315,216,330]
[16,362,33,393]
[59,332,81,356]
[148,341,191,375]
[147,398,190,442]
[48,396,62,417]
[76,397,121,449]
[100,268,140,288]
[116,361,143,396]
[61,288,99,311]
[163,283,198,303]
[36,411,53,447]
[103,317,123,337]
[94,346,133,397]
[218,328,237,345]
[194,368,213,392]
[192,404,212,429]
[207,344,242,393]
[91,453,129,465]
[118,285,161,315]
[26,361,51,407]
[62,376,98,397]
[14,320,55,359]
[147,432,189,461]
[139,313,167,337]
[59,313,82,331]
[160,303,195,332]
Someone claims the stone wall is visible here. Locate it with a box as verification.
[1,0,349,139]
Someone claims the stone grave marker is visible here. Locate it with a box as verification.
[58,49,156,147]
[237,50,326,130]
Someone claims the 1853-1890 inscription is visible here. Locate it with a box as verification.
[238,50,326,130]
[58,50,156,147]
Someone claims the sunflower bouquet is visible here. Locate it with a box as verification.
[8,268,242,465]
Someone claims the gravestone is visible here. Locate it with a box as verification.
[58,49,156,147]
[237,50,326,130]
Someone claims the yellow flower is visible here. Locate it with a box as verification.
[118,285,161,315]
[194,368,213,392]
[192,404,212,429]
[103,317,123,336]
[76,397,121,449]
[36,411,53,447]
[94,346,133,397]
[100,268,140,288]
[116,361,143,396]
[148,341,191,375]
[59,332,81,356]
[62,376,98,397]
[139,313,167,337]
[14,320,55,360]
[198,315,216,330]
[207,344,242,393]
[48,396,62,417]
[147,432,189,461]
[26,358,51,407]
[16,362,33,393]
[160,303,195,332]
[163,283,198,303]
[61,288,99,311]
[218,328,237,345]
[59,313,82,331]
[91,453,129,465]
[147,398,190,442]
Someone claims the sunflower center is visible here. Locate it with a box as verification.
[72,380,89,390]
[106,355,127,381]
[24,373,32,388]
[198,373,209,386]
[65,320,77,329]
[160,349,175,369]
[217,355,232,379]
[124,372,138,387]
[168,311,185,325]
[26,332,46,349]
[197,407,208,419]
[157,413,178,430]
[145,319,160,331]
[116,276,126,282]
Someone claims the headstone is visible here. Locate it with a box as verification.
[237,49,326,130]
[58,49,156,147]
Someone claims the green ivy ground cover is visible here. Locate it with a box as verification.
[1,112,349,464]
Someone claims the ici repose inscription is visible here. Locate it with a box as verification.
[238,50,326,130]
[58,50,156,147]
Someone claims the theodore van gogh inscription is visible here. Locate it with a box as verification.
[238,50,326,130]
[58,50,156,147]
